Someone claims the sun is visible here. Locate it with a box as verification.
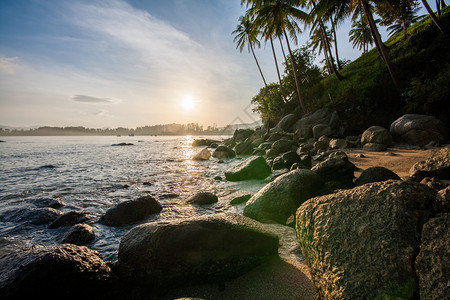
[181,96,196,111]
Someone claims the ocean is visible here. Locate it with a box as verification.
[0,135,268,261]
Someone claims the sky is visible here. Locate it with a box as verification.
[0,0,436,128]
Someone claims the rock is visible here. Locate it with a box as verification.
[192,148,211,161]
[192,139,217,147]
[212,145,236,159]
[294,127,313,140]
[243,169,325,225]
[112,142,133,146]
[234,141,253,155]
[0,244,117,299]
[361,126,392,151]
[271,156,286,171]
[311,151,356,188]
[230,194,252,205]
[281,151,301,169]
[435,186,450,212]
[27,197,65,208]
[1,207,63,225]
[355,166,401,186]
[267,139,297,158]
[48,211,92,229]
[117,213,279,290]
[225,156,271,181]
[390,114,448,146]
[420,177,448,190]
[313,140,328,152]
[61,224,95,246]
[329,138,349,149]
[296,180,436,299]
[415,213,450,300]
[275,114,298,132]
[99,196,162,227]
[233,129,254,143]
[292,108,340,134]
[188,192,218,205]
[409,148,450,181]
[312,124,332,139]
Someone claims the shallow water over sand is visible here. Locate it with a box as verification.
[0,136,269,261]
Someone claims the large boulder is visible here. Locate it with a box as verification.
[311,151,356,189]
[266,139,297,158]
[275,113,298,132]
[224,156,271,181]
[0,244,117,299]
[1,207,62,225]
[192,148,211,160]
[212,145,236,159]
[61,223,95,246]
[188,192,218,205]
[296,180,436,299]
[292,108,340,134]
[409,148,450,181]
[390,114,448,146]
[48,211,92,229]
[232,129,254,143]
[361,126,393,151]
[415,213,450,300]
[99,195,162,227]
[355,166,401,186]
[234,141,254,155]
[117,213,279,291]
[243,169,325,225]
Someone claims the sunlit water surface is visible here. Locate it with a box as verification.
[0,136,268,261]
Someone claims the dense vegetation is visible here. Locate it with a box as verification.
[235,1,449,134]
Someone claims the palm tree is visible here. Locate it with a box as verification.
[253,0,309,113]
[232,14,268,87]
[421,0,446,34]
[349,17,376,53]
[315,0,402,93]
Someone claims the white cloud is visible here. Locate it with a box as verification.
[0,56,21,74]
[72,94,114,104]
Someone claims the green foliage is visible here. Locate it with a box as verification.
[251,83,286,123]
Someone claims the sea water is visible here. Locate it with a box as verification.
[0,135,268,261]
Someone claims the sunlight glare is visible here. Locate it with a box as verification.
[181,96,196,111]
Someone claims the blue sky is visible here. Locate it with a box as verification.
[0,0,436,128]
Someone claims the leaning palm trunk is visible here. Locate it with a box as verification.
[283,29,307,113]
[270,37,288,103]
[361,0,402,93]
[319,20,343,80]
[422,0,446,34]
[250,43,268,87]
[331,18,342,69]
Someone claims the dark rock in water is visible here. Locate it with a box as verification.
[2,207,63,225]
[192,139,217,147]
[112,142,134,146]
[117,213,278,291]
[158,193,179,199]
[409,148,450,181]
[415,213,450,300]
[37,164,57,169]
[0,244,118,299]
[361,126,392,151]
[311,151,356,189]
[99,195,162,227]
[27,197,65,209]
[61,223,95,246]
[212,145,236,159]
[390,114,448,146]
[296,180,436,299]
[192,148,211,160]
[49,211,92,229]
[355,166,401,186]
[225,156,271,181]
[244,169,325,225]
[230,194,252,205]
[0,140,5,142]
[188,192,218,205]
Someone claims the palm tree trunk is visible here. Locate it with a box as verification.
[437,0,441,16]
[422,0,446,34]
[270,37,288,103]
[323,42,332,75]
[331,17,342,69]
[361,0,402,93]
[283,29,307,114]
[319,20,344,81]
[250,43,268,87]
[279,38,287,62]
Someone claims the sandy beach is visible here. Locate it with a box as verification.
[159,146,437,300]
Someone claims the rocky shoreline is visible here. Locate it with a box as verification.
[1,109,449,299]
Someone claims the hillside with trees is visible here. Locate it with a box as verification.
[234,1,449,134]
